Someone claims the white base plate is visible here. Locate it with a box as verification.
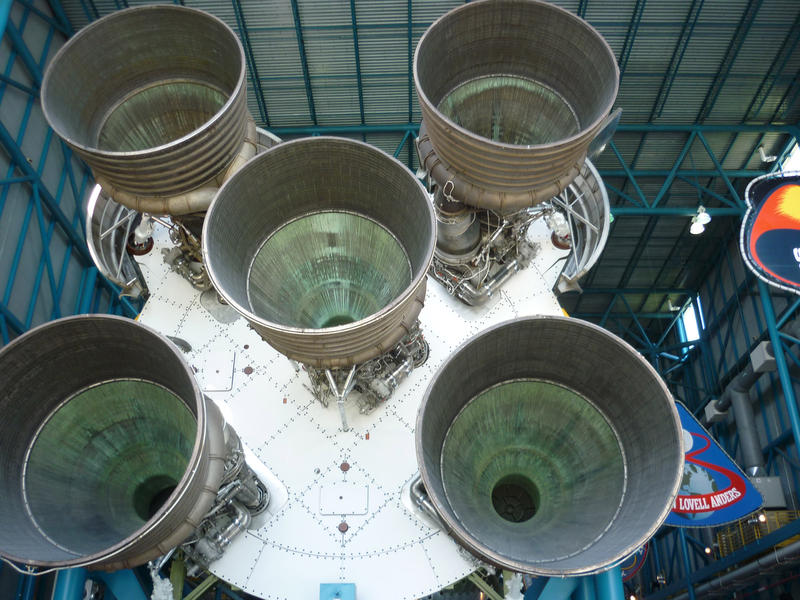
[135,223,568,600]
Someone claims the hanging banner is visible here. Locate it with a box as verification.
[666,401,763,527]
[740,171,800,295]
[621,543,648,582]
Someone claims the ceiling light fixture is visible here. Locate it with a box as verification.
[759,145,777,163]
[690,206,711,234]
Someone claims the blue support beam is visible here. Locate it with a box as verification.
[704,11,800,191]
[674,174,739,209]
[759,280,800,463]
[16,0,69,35]
[0,117,92,265]
[268,121,796,216]
[608,140,647,205]
[407,0,412,123]
[46,0,74,34]
[289,0,317,125]
[0,299,26,338]
[1,0,14,39]
[610,206,743,217]
[575,576,596,600]
[695,131,742,207]
[617,124,799,134]
[694,0,762,124]
[605,169,763,178]
[617,217,658,290]
[617,0,646,82]
[17,573,36,600]
[0,0,141,341]
[270,122,417,136]
[79,266,99,314]
[231,0,270,127]
[95,570,148,600]
[650,0,704,119]
[594,567,624,600]
[349,0,365,128]
[269,122,800,136]
[4,19,42,86]
[0,71,36,95]
[393,129,411,159]
[53,568,89,600]
[577,287,695,296]
[538,577,578,600]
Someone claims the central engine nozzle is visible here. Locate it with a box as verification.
[414,0,619,211]
[203,137,436,369]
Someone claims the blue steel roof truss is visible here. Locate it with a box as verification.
[231,0,270,127]
[289,0,317,125]
[0,0,138,343]
[349,0,365,129]
[710,11,800,189]
[694,0,762,125]
[617,0,647,84]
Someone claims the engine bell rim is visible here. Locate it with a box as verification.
[412,0,620,152]
[40,4,247,159]
[414,315,683,576]
[0,314,209,569]
[202,136,436,338]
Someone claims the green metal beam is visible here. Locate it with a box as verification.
[610,206,743,216]
[4,20,42,86]
[708,11,800,188]
[696,131,742,206]
[270,122,417,136]
[617,217,658,289]
[608,139,647,205]
[466,573,503,600]
[617,0,647,82]
[694,0,762,123]
[289,0,316,125]
[16,0,69,35]
[653,130,696,207]
[407,0,412,123]
[0,119,91,263]
[231,0,270,127]
[349,0,365,127]
[45,0,74,34]
[572,287,694,295]
[267,123,797,204]
[574,312,680,320]
[267,122,800,136]
[183,574,219,600]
